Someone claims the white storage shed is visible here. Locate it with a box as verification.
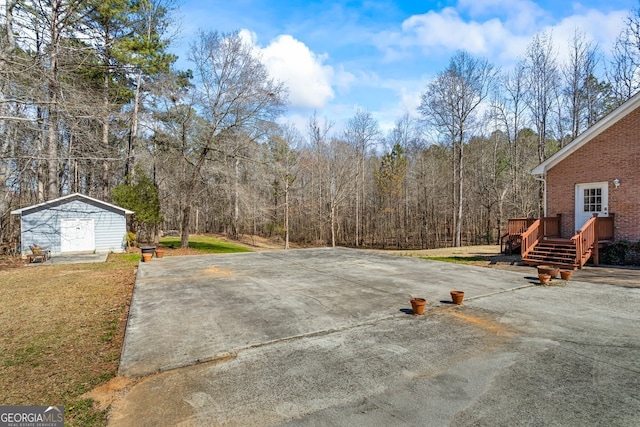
[11,193,134,257]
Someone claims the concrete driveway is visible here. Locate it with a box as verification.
[111,247,640,426]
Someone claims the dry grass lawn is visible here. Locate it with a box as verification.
[0,253,138,425]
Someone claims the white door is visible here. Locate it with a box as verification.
[575,182,608,232]
[60,218,95,253]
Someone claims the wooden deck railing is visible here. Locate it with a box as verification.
[520,215,562,259]
[598,213,615,241]
[500,217,536,253]
[541,215,562,238]
[572,215,597,267]
[507,218,536,235]
[520,219,541,259]
[517,213,613,267]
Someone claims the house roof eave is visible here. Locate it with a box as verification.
[529,90,640,175]
[10,193,135,215]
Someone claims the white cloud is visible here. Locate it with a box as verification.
[378,2,629,69]
[457,0,544,31]
[544,9,628,59]
[238,29,258,46]
[257,34,354,109]
[401,8,509,55]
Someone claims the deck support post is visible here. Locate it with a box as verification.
[592,213,599,266]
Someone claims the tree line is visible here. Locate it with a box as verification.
[2,1,640,249]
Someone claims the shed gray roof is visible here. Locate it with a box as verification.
[10,193,134,215]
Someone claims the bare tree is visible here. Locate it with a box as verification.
[305,113,333,244]
[325,137,357,247]
[344,109,380,246]
[523,32,560,164]
[419,51,497,247]
[267,124,300,249]
[608,4,640,103]
[563,29,600,141]
[183,30,286,248]
[375,143,408,245]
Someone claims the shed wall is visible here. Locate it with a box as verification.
[20,198,127,256]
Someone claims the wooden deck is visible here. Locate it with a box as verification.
[500,217,536,254]
[504,214,614,269]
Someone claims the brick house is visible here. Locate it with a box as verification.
[511,92,640,268]
[531,92,640,241]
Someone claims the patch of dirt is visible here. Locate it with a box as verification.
[0,256,28,270]
[233,234,303,251]
[82,376,138,411]
[126,245,204,257]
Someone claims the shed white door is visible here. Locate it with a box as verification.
[575,182,608,232]
[60,218,95,253]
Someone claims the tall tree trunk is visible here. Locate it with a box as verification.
[180,204,190,249]
[102,70,110,199]
[455,140,464,247]
[125,70,142,182]
[47,99,59,199]
[4,1,16,53]
[330,202,336,247]
[284,180,290,249]
[47,3,60,199]
[233,156,239,239]
[355,170,360,246]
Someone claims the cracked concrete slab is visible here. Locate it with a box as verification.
[119,247,531,377]
[111,247,640,426]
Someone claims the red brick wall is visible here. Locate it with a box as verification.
[547,106,640,241]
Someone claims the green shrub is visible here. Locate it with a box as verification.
[125,231,137,247]
[600,240,640,266]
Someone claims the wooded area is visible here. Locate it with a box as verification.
[2,1,640,249]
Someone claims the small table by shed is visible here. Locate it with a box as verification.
[28,249,51,263]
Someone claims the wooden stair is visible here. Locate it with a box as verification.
[513,214,613,270]
[522,239,578,269]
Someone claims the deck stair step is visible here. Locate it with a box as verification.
[523,240,579,268]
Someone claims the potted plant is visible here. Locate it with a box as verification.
[450,290,464,305]
[142,253,152,262]
[537,265,559,278]
[560,270,573,281]
[538,273,551,285]
[410,297,427,315]
[155,248,165,258]
[140,245,156,255]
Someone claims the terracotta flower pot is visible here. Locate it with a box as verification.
[140,245,156,255]
[537,265,559,278]
[538,273,551,285]
[410,297,427,315]
[142,253,152,262]
[450,290,464,305]
[537,265,549,274]
[155,249,165,258]
[560,270,573,281]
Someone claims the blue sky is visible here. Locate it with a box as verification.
[171,0,638,132]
